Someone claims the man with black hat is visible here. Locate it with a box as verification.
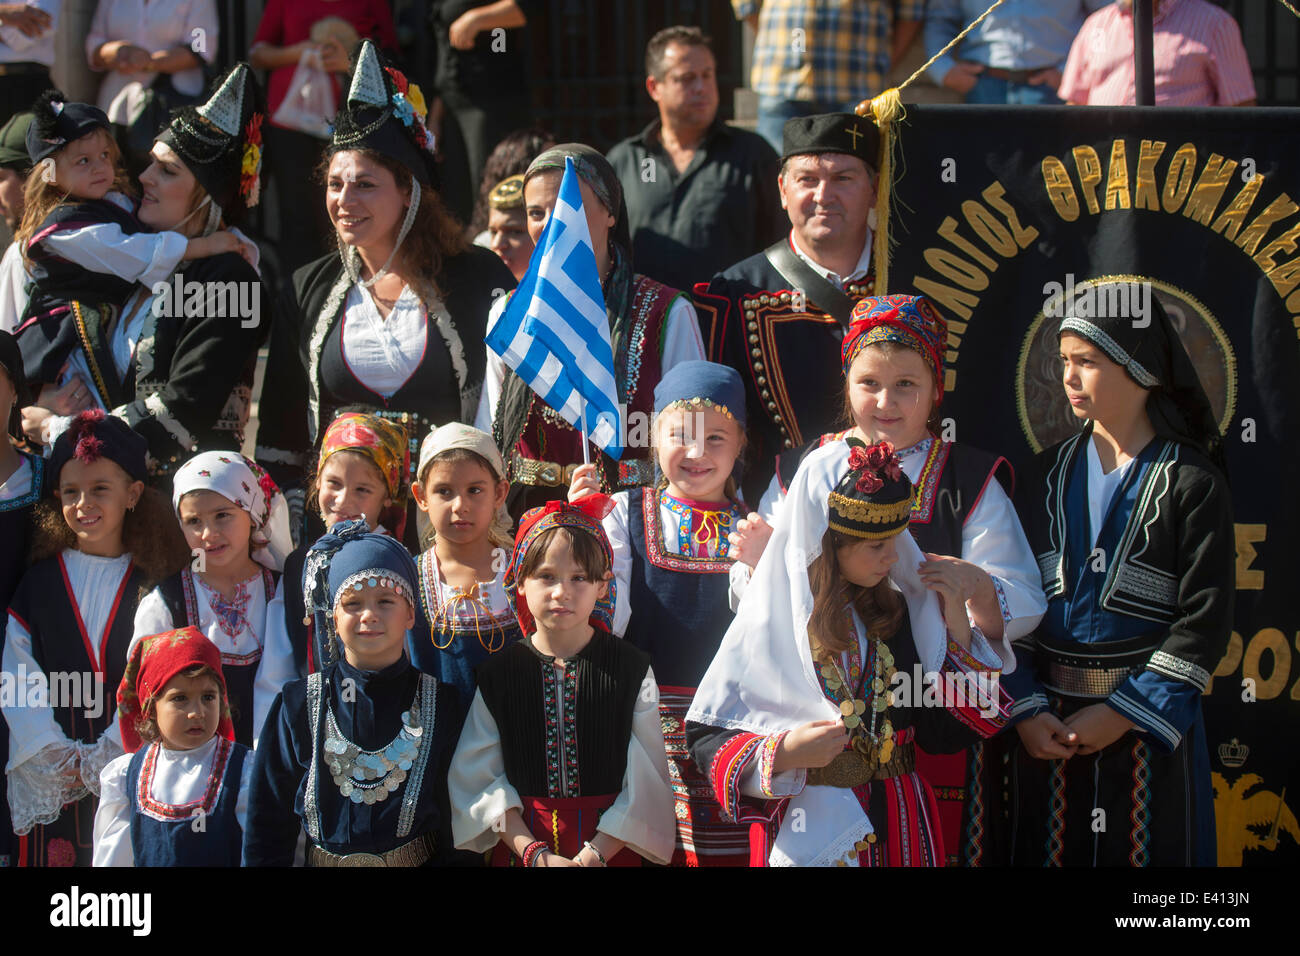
[0,110,31,331]
[694,111,879,504]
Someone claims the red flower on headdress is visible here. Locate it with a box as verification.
[258,470,279,505]
[864,442,892,471]
[855,470,884,494]
[884,460,904,482]
[384,66,409,95]
[71,408,108,464]
[848,445,870,471]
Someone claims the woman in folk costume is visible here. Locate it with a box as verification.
[252,412,412,736]
[3,410,187,866]
[474,143,706,516]
[449,496,676,866]
[93,628,251,866]
[132,451,292,745]
[255,39,513,546]
[20,64,269,483]
[730,293,1046,865]
[1003,296,1233,866]
[244,521,459,866]
[409,422,520,726]
[687,438,1013,866]
[565,360,752,865]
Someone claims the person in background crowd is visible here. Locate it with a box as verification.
[924,0,1109,104]
[427,0,543,224]
[86,0,219,175]
[694,113,880,505]
[0,110,32,333]
[250,0,398,281]
[733,0,922,153]
[607,26,784,295]
[255,40,513,543]
[480,174,531,282]
[1060,0,1256,106]
[0,1,55,126]
[469,124,554,245]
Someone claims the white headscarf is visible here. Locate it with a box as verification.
[687,438,1015,865]
[172,451,293,571]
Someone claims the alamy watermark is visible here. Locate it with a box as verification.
[151,273,261,328]
[0,666,104,720]
[1042,273,1153,328]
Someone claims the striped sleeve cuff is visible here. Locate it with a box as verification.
[1107,686,1182,752]
[1146,651,1211,693]
[708,732,764,822]
[941,634,1010,737]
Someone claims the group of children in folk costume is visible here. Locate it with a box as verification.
[1,280,1233,867]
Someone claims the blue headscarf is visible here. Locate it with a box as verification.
[303,519,428,667]
[652,360,746,425]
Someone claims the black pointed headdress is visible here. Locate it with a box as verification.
[156,63,265,227]
[328,40,438,188]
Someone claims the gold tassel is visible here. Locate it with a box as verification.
[855,89,905,294]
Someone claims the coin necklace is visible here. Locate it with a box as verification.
[322,697,424,805]
[817,614,897,766]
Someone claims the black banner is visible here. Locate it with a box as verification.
[888,105,1300,866]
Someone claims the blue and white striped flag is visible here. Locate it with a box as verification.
[485,157,624,459]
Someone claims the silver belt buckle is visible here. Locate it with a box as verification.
[336,851,387,867]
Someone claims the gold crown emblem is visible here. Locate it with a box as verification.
[1217,738,1249,769]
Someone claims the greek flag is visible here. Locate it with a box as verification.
[485,157,623,458]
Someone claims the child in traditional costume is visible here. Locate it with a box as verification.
[244,521,459,866]
[14,90,247,391]
[449,497,676,866]
[566,359,753,866]
[3,410,186,866]
[0,330,43,865]
[93,627,251,866]
[409,422,519,723]
[730,294,1046,865]
[252,412,411,734]
[133,451,292,745]
[687,439,1012,866]
[1003,297,1232,866]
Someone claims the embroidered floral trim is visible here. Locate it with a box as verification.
[640,488,735,573]
[909,438,950,523]
[542,660,563,797]
[144,393,198,453]
[561,663,580,798]
[992,577,1012,623]
[758,731,787,798]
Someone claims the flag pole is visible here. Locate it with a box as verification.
[579,394,591,466]
[1133,0,1155,106]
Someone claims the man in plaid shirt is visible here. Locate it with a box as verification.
[735,0,922,152]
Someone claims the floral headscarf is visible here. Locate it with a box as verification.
[173,451,292,571]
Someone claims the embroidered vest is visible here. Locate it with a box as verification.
[126,739,247,866]
[157,567,279,746]
[624,488,738,689]
[476,633,649,797]
[10,555,144,743]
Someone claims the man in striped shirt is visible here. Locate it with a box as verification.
[734,0,923,153]
[1059,0,1256,106]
